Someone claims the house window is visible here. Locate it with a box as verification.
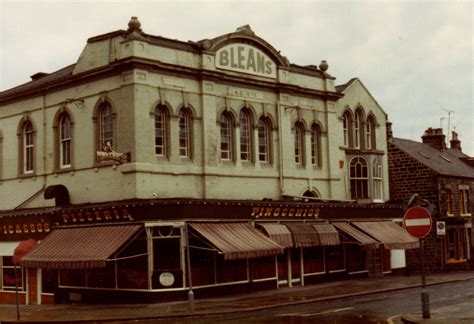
[98,103,114,153]
[342,112,352,147]
[354,110,362,149]
[23,121,35,173]
[179,108,192,158]
[220,113,233,160]
[446,189,453,215]
[239,110,252,161]
[294,122,304,165]
[311,124,321,166]
[459,189,470,215]
[366,116,375,149]
[258,117,271,163]
[2,256,24,291]
[59,114,72,168]
[445,226,467,263]
[372,158,383,201]
[154,105,168,156]
[350,156,369,199]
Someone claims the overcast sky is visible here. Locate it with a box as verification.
[1,0,472,155]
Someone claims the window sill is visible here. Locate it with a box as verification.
[445,259,467,264]
[53,167,74,174]
[460,213,472,217]
[93,161,117,169]
[17,172,37,179]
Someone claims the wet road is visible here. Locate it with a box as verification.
[150,279,474,323]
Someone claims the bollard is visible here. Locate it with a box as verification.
[421,290,430,318]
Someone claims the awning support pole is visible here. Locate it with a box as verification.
[184,226,194,312]
[420,238,430,319]
[15,264,20,320]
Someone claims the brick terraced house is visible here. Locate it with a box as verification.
[388,126,473,273]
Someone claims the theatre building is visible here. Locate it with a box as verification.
[0,18,418,304]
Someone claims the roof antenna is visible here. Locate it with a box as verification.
[442,108,455,142]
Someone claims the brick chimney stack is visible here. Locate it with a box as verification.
[450,130,462,151]
[386,121,393,144]
[421,127,446,150]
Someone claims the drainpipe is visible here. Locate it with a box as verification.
[277,99,285,196]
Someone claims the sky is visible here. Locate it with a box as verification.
[1,0,472,155]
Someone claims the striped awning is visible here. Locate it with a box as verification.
[312,224,340,246]
[332,222,379,246]
[352,221,419,250]
[257,223,293,248]
[189,222,284,260]
[20,225,143,269]
[286,223,320,247]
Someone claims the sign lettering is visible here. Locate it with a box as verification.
[61,208,134,224]
[250,206,320,219]
[216,44,276,78]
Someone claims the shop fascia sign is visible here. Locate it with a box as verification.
[216,43,277,79]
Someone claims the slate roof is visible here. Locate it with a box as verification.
[335,77,357,93]
[392,137,474,178]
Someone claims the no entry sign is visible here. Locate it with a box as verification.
[403,206,432,238]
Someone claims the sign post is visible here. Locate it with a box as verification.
[403,206,432,319]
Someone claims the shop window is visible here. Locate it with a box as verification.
[220,112,233,161]
[354,110,363,149]
[350,156,369,199]
[303,247,324,274]
[446,189,453,215]
[152,237,183,289]
[179,108,192,158]
[59,269,85,287]
[345,245,367,274]
[190,243,216,286]
[98,103,114,156]
[366,116,376,149]
[258,117,272,163]
[18,119,36,174]
[372,158,383,202]
[216,256,247,283]
[41,269,58,294]
[459,189,470,215]
[87,261,115,288]
[249,256,276,280]
[239,109,252,161]
[342,112,352,147]
[154,105,169,156]
[326,245,345,272]
[2,256,24,291]
[294,122,305,165]
[445,226,467,263]
[311,124,321,167]
[117,236,148,289]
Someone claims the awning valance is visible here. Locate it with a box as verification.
[286,223,320,247]
[257,223,293,248]
[332,222,379,246]
[189,222,283,260]
[312,224,340,246]
[20,224,143,269]
[352,221,419,250]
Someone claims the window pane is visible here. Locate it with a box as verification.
[220,114,232,160]
[24,122,34,172]
[240,111,251,161]
[60,115,71,167]
[294,124,303,164]
[155,107,167,156]
[99,104,113,152]
[179,110,190,157]
[258,118,270,162]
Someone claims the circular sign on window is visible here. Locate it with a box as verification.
[159,272,175,287]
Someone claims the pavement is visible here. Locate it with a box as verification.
[1,271,474,323]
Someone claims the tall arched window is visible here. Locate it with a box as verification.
[258,117,271,163]
[366,116,376,149]
[350,157,368,199]
[311,124,321,167]
[354,110,363,149]
[155,105,168,156]
[23,121,35,173]
[239,109,252,161]
[98,103,114,152]
[342,112,352,147]
[59,114,72,168]
[179,108,192,158]
[220,112,233,160]
[372,158,383,201]
[294,122,305,165]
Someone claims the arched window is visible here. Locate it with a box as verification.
[179,108,192,158]
[155,105,168,156]
[350,157,368,199]
[98,103,114,152]
[311,124,321,167]
[354,110,363,149]
[303,190,318,198]
[372,158,383,201]
[294,122,305,165]
[23,121,35,173]
[239,109,252,161]
[366,116,376,149]
[220,112,233,160]
[258,117,271,163]
[342,112,352,147]
[59,114,72,168]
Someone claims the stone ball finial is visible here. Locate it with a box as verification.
[128,17,142,33]
[319,60,329,72]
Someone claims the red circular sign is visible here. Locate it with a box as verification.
[403,206,432,238]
